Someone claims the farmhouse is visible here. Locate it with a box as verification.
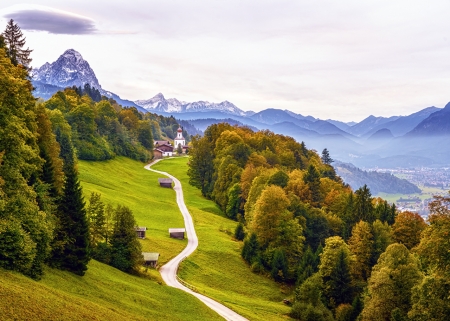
[158,178,173,188]
[169,228,186,239]
[135,227,147,239]
[153,143,173,157]
[154,140,171,147]
[142,252,159,268]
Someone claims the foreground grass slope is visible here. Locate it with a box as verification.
[0,261,221,321]
[153,157,292,321]
[78,156,185,265]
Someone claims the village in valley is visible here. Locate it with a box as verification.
[369,166,450,218]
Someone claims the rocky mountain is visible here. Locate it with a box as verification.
[31,49,143,111]
[135,93,253,116]
[31,49,102,90]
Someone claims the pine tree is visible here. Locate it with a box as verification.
[51,131,90,275]
[2,19,32,68]
[325,249,352,307]
[242,232,259,263]
[304,164,321,206]
[321,148,333,165]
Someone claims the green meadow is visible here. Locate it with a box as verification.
[78,156,186,265]
[0,261,221,321]
[153,157,293,321]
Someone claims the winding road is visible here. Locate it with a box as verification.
[145,160,248,321]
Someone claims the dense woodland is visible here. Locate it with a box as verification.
[0,20,184,279]
[188,123,450,320]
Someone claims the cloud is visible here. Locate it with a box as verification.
[2,5,96,34]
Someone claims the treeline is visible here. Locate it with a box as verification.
[188,123,449,320]
[0,21,147,280]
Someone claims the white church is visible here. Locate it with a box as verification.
[174,126,185,148]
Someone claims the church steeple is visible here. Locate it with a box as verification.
[174,125,185,148]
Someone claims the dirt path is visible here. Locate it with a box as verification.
[145,159,248,321]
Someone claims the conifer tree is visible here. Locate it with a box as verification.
[321,148,333,165]
[2,19,32,68]
[304,164,321,206]
[51,131,90,275]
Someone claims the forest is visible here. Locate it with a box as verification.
[188,123,450,320]
[0,20,188,280]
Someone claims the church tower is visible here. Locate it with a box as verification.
[174,126,185,148]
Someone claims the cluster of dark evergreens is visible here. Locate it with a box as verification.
[87,192,143,274]
[0,20,146,279]
[188,123,450,320]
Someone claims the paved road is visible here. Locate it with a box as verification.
[145,160,249,321]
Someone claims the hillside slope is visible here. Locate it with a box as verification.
[0,261,221,321]
[153,158,292,321]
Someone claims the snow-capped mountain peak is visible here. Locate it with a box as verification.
[31,49,103,92]
[135,94,249,116]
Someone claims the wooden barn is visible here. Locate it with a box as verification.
[135,227,147,239]
[169,228,186,240]
[142,252,159,268]
[158,178,173,188]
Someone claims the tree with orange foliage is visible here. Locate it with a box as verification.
[392,211,427,250]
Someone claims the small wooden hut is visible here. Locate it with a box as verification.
[142,252,159,268]
[158,178,173,188]
[169,228,186,240]
[135,227,147,239]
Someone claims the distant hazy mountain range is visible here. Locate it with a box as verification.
[31,49,450,169]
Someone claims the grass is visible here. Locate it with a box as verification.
[153,157,293,321]
[78,156,186,265]
[376,186,449,203]
[0,261,221,321]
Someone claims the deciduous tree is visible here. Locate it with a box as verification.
[392,211,426,250]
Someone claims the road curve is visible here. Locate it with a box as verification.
[145,159,248,321]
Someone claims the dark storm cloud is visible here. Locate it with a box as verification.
[4,9,96,34]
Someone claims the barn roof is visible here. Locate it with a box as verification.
[158,178,173,184]
[135,227,147,232]
[169,228,186,233]
[142,252,159,261]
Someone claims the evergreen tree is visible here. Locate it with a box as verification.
[325,249,352,307]
[110,205,143,274]
[304,164,321,206]
[271,249,288,281]
[242,232,260,263]
[51,131,90,275]
[2,19,32,68]
[354,184,374,223]
[234,222,245,241]
[321,148,333,165]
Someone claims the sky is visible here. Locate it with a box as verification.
[1,1,450,122]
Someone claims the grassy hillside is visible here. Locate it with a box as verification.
[153,157,293,321]
[78,156,186,265]
[0,261,221,321]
